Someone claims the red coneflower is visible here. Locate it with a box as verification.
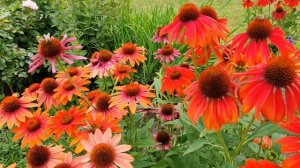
[111,83,155,113]
[114,42,146,67]
[37,78,59,109]
[231,17,295,65]
[253,136,272,150]
[237,57,300,122]
[48,106,86,140]
[0,95,36,129]
[12,109,49,148]
[53,152,84,168]
[88,49,120,78]
[162,66,195,95]
[241,159,280,168]
[154,45,180,63]
[159,3,225,48]
[26,145,66,168]
[158,104,179,121]
[28,34,86,73]
[80,129,134,168]
[153,131,172,150]
[152,26,169,44]
[272,5,287,20]
[53,76,90,105]
[22,83,40,98]
[55,66,90,82]
[283,0,300,8]
[184,66,238,131]
[257,0,276,7]
[243,0,254,8]
[112,64,137,82]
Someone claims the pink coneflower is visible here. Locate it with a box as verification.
[28,34,86,73]
[55,66,90,82]
[154,45,180,63]
[88,49,120,78]
[152,26,168,44]
[158,104,179,121]
[26,145,66,168]
[22,83,40,98]
[37,78,59,109]
[114,42,146,67]
[53,152,84,168]
[153,131,172,150]
[272,5,287,20]
[80,129,134,168]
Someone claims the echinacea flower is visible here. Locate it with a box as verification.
[53,152,84,168]
[154,45,180,63]
[28,34,86,73]
[153,131,172,150]
[48,106,86,140]
[253,136,272,150]
[22,83,40,98]
[257,0,276,7]
[112,64,137,82]
[80,129,134,168]
[158,104,179,121]
[88,50,120,78]
[21,0,38,10]
[231,17,295,65]
[26,145,66,168]
[184,66,238,131]
[243,0,254,8]
[162,66,195,95]
[272,5,287,20]
[12,109,49,148]
[111,83,155,113]
[37,78,59,109]
[283,0,300,8]
[152,26,168,44]
[114,42,146,67]
[55,66,90,82]
[237,57,300,122]
[53,76,90,105]
[0,95,36,129]
[79,90,101,107]
[159,3,225,48]
[241,159,280,168]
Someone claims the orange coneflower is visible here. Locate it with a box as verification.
[231,17,295,65]
[12,109,49,148]
[22,83,40,98]
[162,66,195,95]
[158,104,179,121]
[28,34,86,73]
[112,63,137,82]
[79,89,101,107]
[159,3,225,48]
[153,131,172,150]
[114,42,146,67]
[283,0,299,8]
[55,66,90,82]
[53,76,90,105]
[0,95,36,129]
[111,83,155,113]
[80,129,134,168]
[48,106,86,140]
[53,152,84,168]
[272,5,287,20]
[237,57,300,122]
[242,0,254,8]
[37,77,59,109]
[241,159,280,168]
[26,145,66,168]
[154,45,180,63]
[184,66,238,131]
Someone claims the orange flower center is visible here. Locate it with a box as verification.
[180,63,190,69]
[124,83,140,97]
[161,45,174,56]
[169,70,182,80]
[1,96,21,113]
[27,146,50,167]
[41,78,59,95]
[60,114,74,125]
[247,18,273,41]
[156,131,170,145]
[62,81,75,91]
[122,42,136,55]
[178,3,200,22]
[199,67,231,99]
[263,58,296,87]
[67,67,80,76]
[98,50,113,63]
[90,143,116,168]
[26,118,41,132]
[161,104,173,116]
[54,163,72,168]
[199,5,218,20]
[28,83,40,93]
[95,93,111,112]
[38,38,62,58]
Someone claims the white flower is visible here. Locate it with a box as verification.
[21,0,38,10]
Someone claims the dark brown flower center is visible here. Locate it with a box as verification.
[263,58,296,87]
[247,18,273,41]
[124,83,140,97]
[199,67,231,99]
[62,81,75,91]
[98,50,113,63]
[41,78,59,95]
[178,3,200,22]
[67,67,79,76]
[275,7,284,13]
[170,70,182,80]
[180,63,190,69]
[90,143,116,168]
[118,67,128,74]
[54,163,72,168]
[122,42,136,55]
[39,37,62,58]
[161,104,174,116]
[199,5,218,20]
[95,93,111,112]
[161,45,174,56]
[28,83,40,93]
[156,131,170,145]
[26,118,41,132]
[27,146,50,167]
[60,114,74,125]
[1,96,21,113]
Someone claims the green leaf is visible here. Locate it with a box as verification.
[183,140,205,156]
[247,122,287,140]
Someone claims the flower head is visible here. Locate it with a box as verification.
[158,104,179,121]
[241,159,280,168]
[154,45,180,63]
[22,0,38,10]
[283,0,300,8]
[114,42,146,67]
[153,131,172,150]
[257,0,276,7]
[112,64,137,82]
[37,78,59,109]
[22,83,40,98]
[53,152,84,168]
[152,26,168,44]
[243,0,254,8]
[272,5,287,20]
[55,66,90,82]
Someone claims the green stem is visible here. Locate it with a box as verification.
[216,131,231,162]
[256,137,263,159]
